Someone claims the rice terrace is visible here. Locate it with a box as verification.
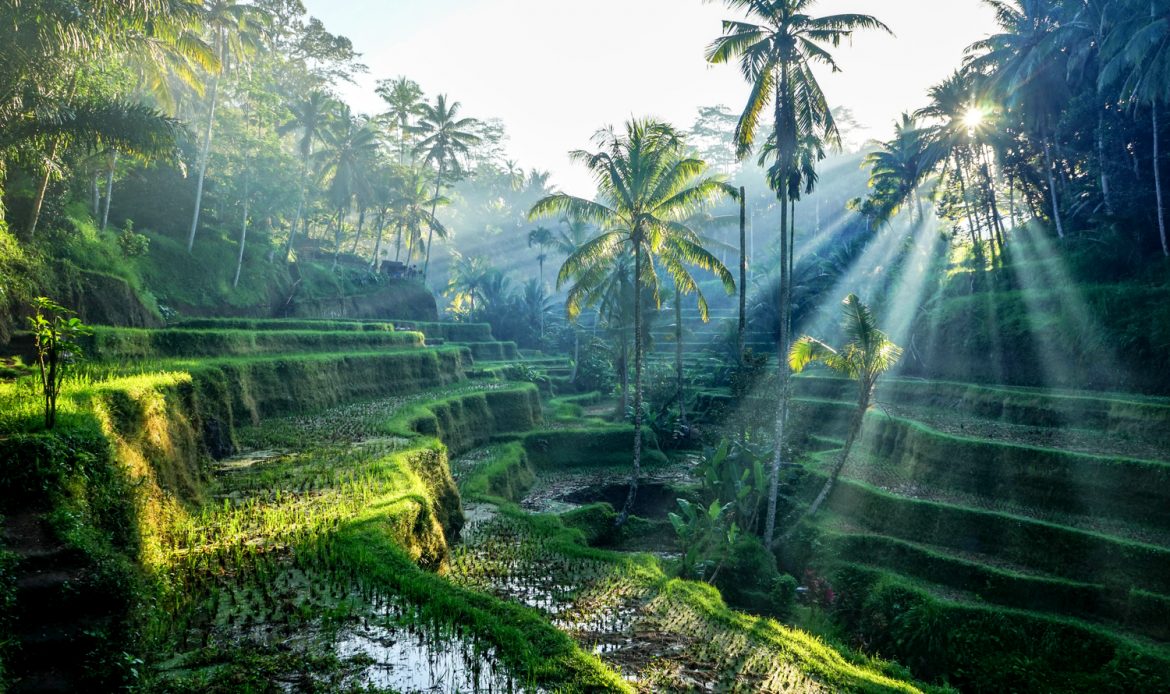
[2,0,1170,692]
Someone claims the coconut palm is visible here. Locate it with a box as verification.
[788,294,902,521]
[858,113,933,225]
[706,0,890,547]
[9,101,182,238]
[530,119,734,525]
[317,108,382,268]
[7,0,206,238]
[278,91,337,262]
[527,226,554,286]
[446,253,495,316]
[97,13,217,233]
[413,95,480,279]
[383,167,445,266]
[967,0,1071,239]
[186,0,270,252]
[376,76,425,163]
[1100,0,1170,255]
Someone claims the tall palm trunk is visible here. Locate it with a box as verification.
[394,220,405,262]
[101,152,118,231]
[233,175,249,288]
[764,75,794,549]
[738,186,747,362]
[349,207,366,254]
[331,204,345,270]
[675,287,686,426]
[285,149,312,263]
[188,35,224,252]
[978,147,1005,256]
[423,161,445,280]
[1099,107,1115,216]
[370,210,388,271]
[1042,137,1066,239]
[618,341,629,414]
[1154,105,1168,257]
[571,330,580,383]
[618,237,645,527]
[796,383,871,524]
[25,73,80,240]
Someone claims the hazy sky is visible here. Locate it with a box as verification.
[302,0,1001,196]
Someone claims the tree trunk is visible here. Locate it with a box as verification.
[738,186,747,362]
[188,42,222,252]
[763,73,794,549]
[1154,105,1168,257]
[233,177,250,288]
[675,286,686,427]
[350,206,366,254]
[1042,138,1066,239]
[423,162,445,281]
[394,220,405,263]
[25,74,80,240]
[331,205,345,270]
[618,238,644,527]
[571,329,580,383]
[801,387,870,521]
[1099,107,1114,216]
[370,210,387,271]
[101,152,117,232]
[285,149,312,263]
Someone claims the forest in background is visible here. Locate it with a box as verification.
[0,0,1167,391]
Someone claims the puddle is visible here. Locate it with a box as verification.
[215,449,286,472]
[336,622,532,693]
[451,516,648,649]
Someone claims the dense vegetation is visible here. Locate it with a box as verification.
[1,0,1168,692]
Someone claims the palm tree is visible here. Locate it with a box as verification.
[519,278,554,344]
[278,91,336,262]
[376,76,425,163]
[186,0,269,252]
[9,102,182,238]
[555,214,596,382]
[859,113,933,224]
[1101,0,1170,256]
[530,119,734,525]
[446,253,494,316]
[8,0,206,238]
[967,0,1071,240]
[787,294,902,522]
[389,167,447,266]
[527,226,554,285]
[98,13,217,233]
[706,0,890,547]
[317,108,382,268]
[413,95,480,279]
[527,226,555,337]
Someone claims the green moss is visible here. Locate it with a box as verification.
[560,502,620,546]
[83,327,423,360]
[460,441,537,504]
[823,476,1170,595]
[854,413,1170,528]
[820,529,1170,640]
[832,564,1170,691]
[391,321,494,342]
[173,318,394,332]
[522,427,668,469]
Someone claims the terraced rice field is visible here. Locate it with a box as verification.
[784,376,1170,670]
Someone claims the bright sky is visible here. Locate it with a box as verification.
[302,0,1000,197]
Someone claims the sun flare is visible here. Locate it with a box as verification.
[963,106,986,129]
